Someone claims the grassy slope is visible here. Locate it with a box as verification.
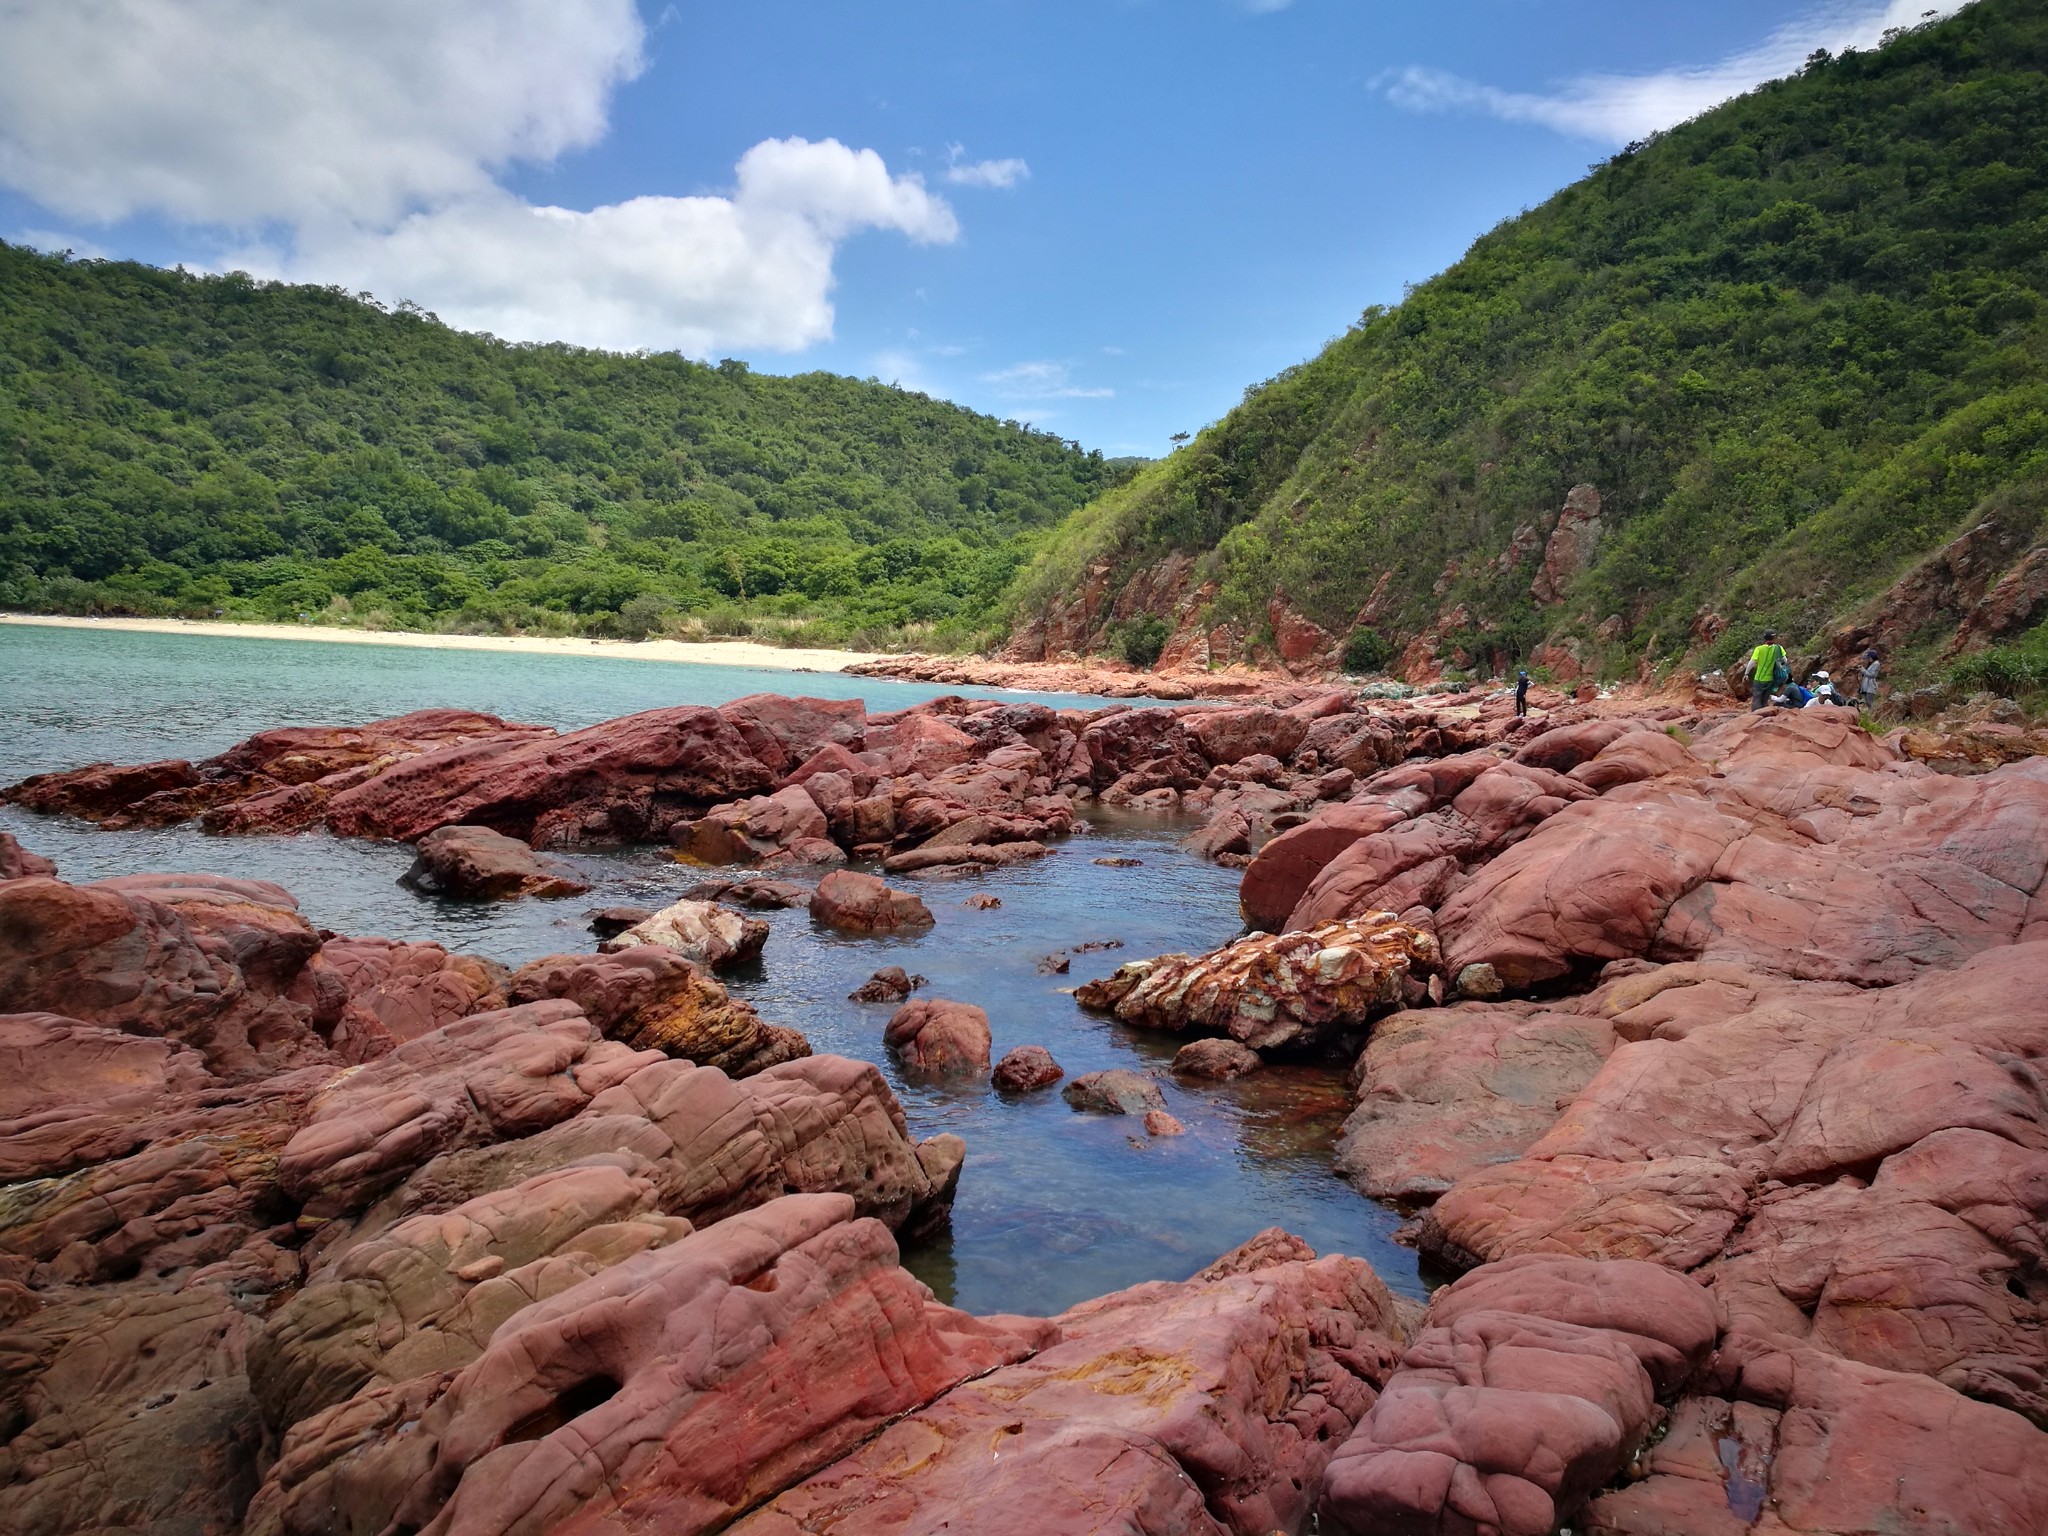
[0,245,1123,645]
[1009,0,2048,684]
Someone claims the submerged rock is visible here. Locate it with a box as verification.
[992,1045,1063,1092]
[1172,1037,1263,1080]
[882,999,993,1080]
[399,823,590,900]
[808,870,934,932]
[847,965,925,1003]
[1063,1069,1167,1115]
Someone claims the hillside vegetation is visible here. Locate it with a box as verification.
[1007,0,2048,693]
[0,245,1123,644]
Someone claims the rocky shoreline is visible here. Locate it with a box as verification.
[3,684,2046,1534]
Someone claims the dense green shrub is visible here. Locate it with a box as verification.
[1339,627,1394,673]
[1108,614,1171,667]
[0,245,1118,645]
[1007,0,2048,684]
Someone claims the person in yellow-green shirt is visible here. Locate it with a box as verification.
[1743,630,1788,711]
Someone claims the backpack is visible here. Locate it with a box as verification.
[1770,652,1790,686]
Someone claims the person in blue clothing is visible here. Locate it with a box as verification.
[1514,670,1532,717]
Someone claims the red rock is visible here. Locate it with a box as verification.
[1172,1037,1264,1080]
[1336,1002,1619,1204]
[301,936,507,1054]
[679,877,809,909]
[1144,1109,1187,1136]
[322,705,773,844]
[1185,705,1311,766]
[992,1045,1064,1092]
[506,947,804,1076]
[275,1001,658,1218]
[249,1161,694,1427]
[736,1237,1406,1536]
[1320,1253,1718,1536]
[884,840,1056,873]
[673,784,832,864]
[882,998,993,1079]
[1064,1068,1167,1114]
[848,966,923,1003]
[1078,708,1199,789]
[0,830,55,880]
[599,898,770,970]
[860,712,977,776]
[0,1011,211,1181]
[1238,800,1417,932]
[1511,716,1636,773]
[0,1284,265,1536]
[1420,1154,1750,1272]
[246,1196,1050,1536]
[1565,727,1698,792]
[1088,915,1439,1054]
[808,869,934,932]
[719,693,866,775]
[1183,810,1254,860]
[1295,712,1408,776]
[1529,484,1604,606]
[1586,1335,2048,1536]
[1287,809,1478,930]
[399,823,591,899]
[4,756,200,819]
[0,874,335,1081]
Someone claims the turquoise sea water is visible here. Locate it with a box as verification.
[0,623,1423,1313]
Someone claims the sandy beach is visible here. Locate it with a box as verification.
[0,614,871,673]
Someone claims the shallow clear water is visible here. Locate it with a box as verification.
[1,623,1422,1314]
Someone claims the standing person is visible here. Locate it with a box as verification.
[1515,669,1531,718]
[1859,648,1881,713]
[1744,630,1788,711]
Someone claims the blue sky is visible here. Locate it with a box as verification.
[0,1,1959,455]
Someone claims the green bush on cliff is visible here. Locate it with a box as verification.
[1107,614,1171,668]
[1006,0,2048,683]
[0,246,1117,644]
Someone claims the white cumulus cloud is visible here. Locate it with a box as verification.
[0,0,961,354]
[982,361,1114,400]
[944,144,1031,189]
[1379,0,1970,145]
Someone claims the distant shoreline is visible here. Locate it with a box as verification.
[0,614,869,673]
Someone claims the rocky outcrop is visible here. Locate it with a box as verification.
[399,823,591,899]
[506,947,806,1076]
[1530,483,1605,606]
[1319,1254,1721,1536]
[1077,915,1440,1055]
[882,998,992,1079]
[808,869,934,932]
[0,830,55,880]
[598,897,770,970]
[245,1196,1049,1536]
[734,1231,1408,1536]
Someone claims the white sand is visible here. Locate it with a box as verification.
[0,614,869,673]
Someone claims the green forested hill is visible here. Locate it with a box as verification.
[1008,0,2048,692]
[0,245,1121,643]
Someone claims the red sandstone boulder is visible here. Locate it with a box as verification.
[0,873,336,1081]
[0,830,55,880]
[1336,1001,1620,1204]
[1319,1255,1719,1536]
[322,705,773,844]
[882,998,993,1079]
[1185,705,1310,766]
[1238,800,1418,931]
[1295,712,1407,776]
[1173,1037,1264,1080]
[1586,1333,2048,1536]
[507,947,806,1076]
[992,1044,1064,1092]
[246,1197,1049,1536]
[0,1284,267,1536]
[248,1161,695,1427]
[275,1001,658,1217]
[4,756,201,819]
[808,869,934,932]
[297,936,507,1057]
[1081,915,1440,1054]
[735,1234,1407,1536]
[719,694,866,775]
[399,823,591,899]
[848,965,923,1003]
[0,1011,212,1181]
[599,898,770,970]
[1287,809,1477,930]
[673,784,835,865]
[1064,1068,1167,1115]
